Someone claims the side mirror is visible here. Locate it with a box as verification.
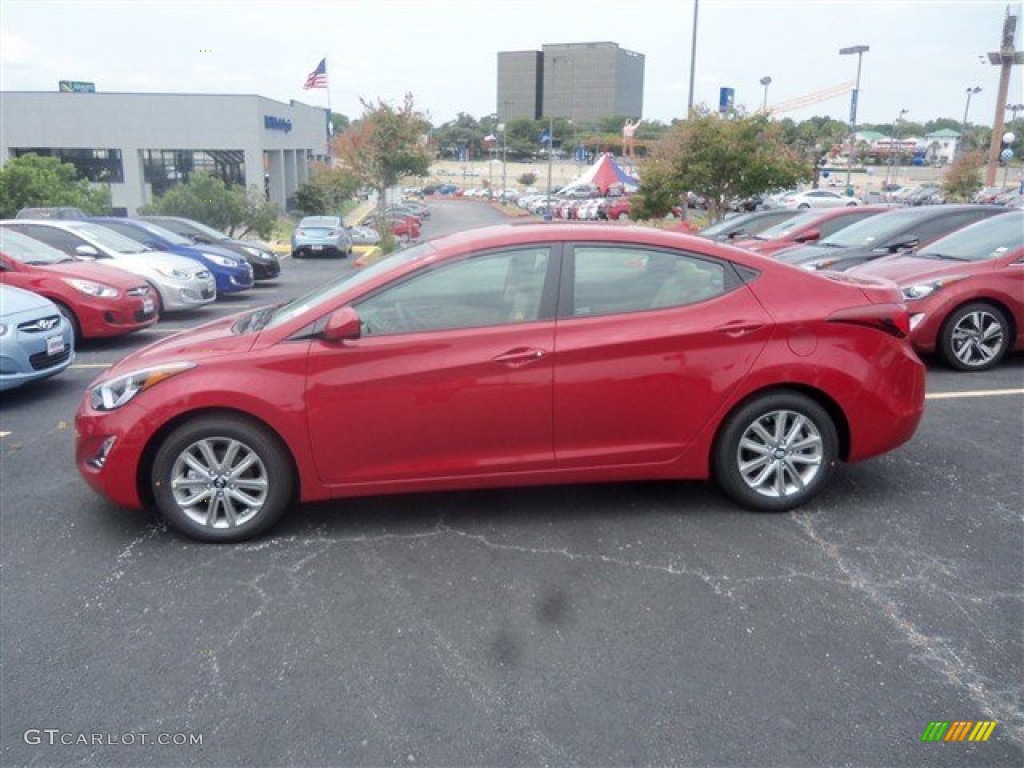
[74,244,100,258]
[892,238,919,252]
[795,228,821,243]
[321,307,362,342]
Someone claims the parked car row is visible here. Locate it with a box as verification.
[715,206,1023,372]
[0,215,282,392]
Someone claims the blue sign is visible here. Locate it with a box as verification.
[59,81,95,93]
[719,87,734,115]
[264,116,293,133]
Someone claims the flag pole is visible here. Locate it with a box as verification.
[325,55,333,160]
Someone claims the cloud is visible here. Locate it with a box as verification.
[0,28,34,68]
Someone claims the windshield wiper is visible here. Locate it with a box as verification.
[918,252,969,261]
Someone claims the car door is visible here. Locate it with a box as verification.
[553,244,773,468]
[305,245,558,486]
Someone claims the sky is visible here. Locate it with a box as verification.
[2,0,1022,131]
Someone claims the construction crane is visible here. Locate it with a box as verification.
[764,81,855,116]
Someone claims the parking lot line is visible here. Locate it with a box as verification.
[0,431,10,438]
[926,388,1024,400]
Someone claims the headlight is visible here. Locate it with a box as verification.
[242,246,268,258]
[89,361,196,411]
[204,253,239,267]
[155,266,191,280]
[63,278,119,298]
[0,323,8,337]
[901,279,957,301]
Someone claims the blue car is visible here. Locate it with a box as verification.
[91,218,254,296]
[0,284,75,391]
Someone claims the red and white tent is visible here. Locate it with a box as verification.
[562,153,640,194]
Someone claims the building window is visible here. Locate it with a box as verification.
[142,149,245,196]
[11,148,124,183]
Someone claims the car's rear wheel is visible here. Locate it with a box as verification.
[151,415,294,543]
[713,392,838,512]
[797,203,810,209]
[939,302,1010,371]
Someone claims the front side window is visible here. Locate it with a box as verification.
[570,246,728,317]
[356,247,551,335]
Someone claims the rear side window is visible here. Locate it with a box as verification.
[569,246,729,317]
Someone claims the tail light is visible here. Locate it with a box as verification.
[827,303,911,339]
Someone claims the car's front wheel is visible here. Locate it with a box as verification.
[151,415,294,543]
[713,392,838,512]
[939,302,1010,371]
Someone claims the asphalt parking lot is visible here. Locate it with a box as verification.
[2,199,1022,767]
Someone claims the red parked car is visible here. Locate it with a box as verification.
[386,215,420,242]
[731,205,894,257]
[0,228,158,340]
[850,210,1023,371]
[76,223,925,542]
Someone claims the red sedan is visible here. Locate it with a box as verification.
[1,228,158,340]
[732,205,893,257]
[76,223,925,542]
[850,210,1023,371]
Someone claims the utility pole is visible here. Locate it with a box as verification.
[985,9,1023,186]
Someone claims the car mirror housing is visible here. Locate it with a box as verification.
[75,244,100,258]
[796,229,821,243]
[321,307,362,342]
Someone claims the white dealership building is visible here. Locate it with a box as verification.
[0,91,331,214]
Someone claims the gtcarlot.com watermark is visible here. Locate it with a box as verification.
[24,729,203,747]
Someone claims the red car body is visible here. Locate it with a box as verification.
[388,215,420,240]
[76,223,925,542]
[732,205,893,257]
[0,230,158,339]
[851,210,1023,370]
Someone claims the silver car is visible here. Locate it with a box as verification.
[1,220,216,312]
[291,215,353,258]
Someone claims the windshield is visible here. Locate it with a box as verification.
[752,211,821,240]
[263,242,436,329]
[135,221,193,246]
[156,217,230,241]
[70,222,153,254]
[0,228,75,264]
[817,210,920,248]
[916,211,1023,262]
[700,213,758,237]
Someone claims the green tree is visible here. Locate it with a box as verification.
[294,163,361,215]
[639,112,812,221]
[138,171,278,239]
[333,93,432,218]
[942,151,984,201]
[0,153,111,218]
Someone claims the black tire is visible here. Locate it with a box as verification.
[53,301,81,344]
[846,201,858,207]
[713,392,838,512]
[151,415,294,543]
[939,302,1010,372]
[292,249,302,259]
[146,282,165,317]
[797,203,811,209]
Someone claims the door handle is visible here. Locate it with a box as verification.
[492,348,547,366]
[714,321,765,338]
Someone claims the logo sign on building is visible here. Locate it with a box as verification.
[719,87,735,116]
[59,81,96,93]
[264,116,293,133]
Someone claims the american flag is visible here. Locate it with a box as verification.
[303,58,327,89]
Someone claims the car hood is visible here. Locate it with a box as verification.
[177,243,246,264]
[108,250,207,272]
[34,260,147,289]
[852,254,980,284]
[106,312,257,374]
[0,284,57,316]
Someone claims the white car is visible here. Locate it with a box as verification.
[777,189,862,209]
[2,220,216,312]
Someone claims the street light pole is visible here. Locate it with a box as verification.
[687,0,699,117]
[962,86,982,154]
[839,44,869,193]
[760,76,772,112]
[545,56,563,221]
